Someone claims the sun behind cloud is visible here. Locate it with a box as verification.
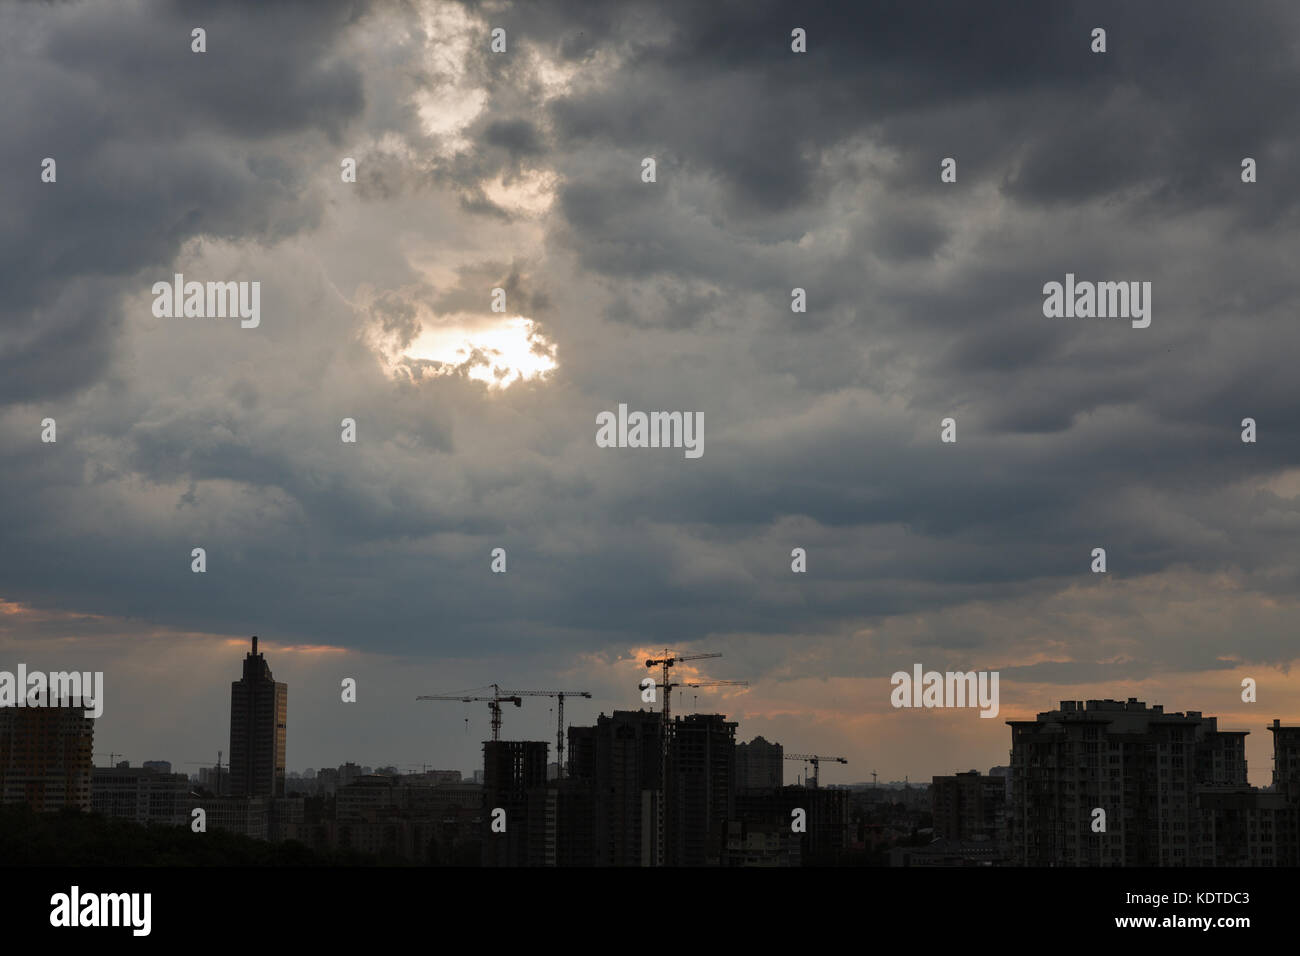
[401,315,558,388]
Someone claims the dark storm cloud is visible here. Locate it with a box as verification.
[433,0,1300,669]
[491,0,1300,252]
[0,0,364,402]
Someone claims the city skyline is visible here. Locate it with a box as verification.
[7,628,1300,867]
[7,628,1296,789]
[43,634,1296,798]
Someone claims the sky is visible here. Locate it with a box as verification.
[2,0,1300,787]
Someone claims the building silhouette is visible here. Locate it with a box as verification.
[567,711,736,867]
[931,770,1007,846]
[0,697,94,812]
[1008,699,1249,866]
[736,735,783,789]
[562,711,852,866]
[1270,719,1300,802]
[481,740,549,866]
[666,713,736,866]
[228,636,287,798]
[92,764,190,826]
[567,709,662,866]
[564,710,738,866]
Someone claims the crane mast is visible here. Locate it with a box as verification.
[417,684,521,741]
[642,651,744,866]
[498,689,592,778]
[784,752,848,789]
[418,685,592,778]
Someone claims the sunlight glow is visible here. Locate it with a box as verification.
[401,316,557,388]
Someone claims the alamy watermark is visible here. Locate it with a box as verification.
[152,273,260,328]
[50,886,150,936]
[0,665,103,718]
[595,404,703,459]
[890,663,999,718]
[1042,273,1151,328]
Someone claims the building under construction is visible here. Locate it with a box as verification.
[481,740,548,867]
[477,709,845,866]
[666,713,737,866]
[566,709,662,866]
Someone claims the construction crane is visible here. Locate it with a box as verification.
[669,680,749,714]
[93,752,122,767]
[784,753,847,789]
[417,684,521,741]
[644,651,722,728]
[641,651,742,866]
[498,689,592,779]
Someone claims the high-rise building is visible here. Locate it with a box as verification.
[736,735,783,790]
[1267,719,1300,863]
[0,697,94,811]
[1269,719,1300,802]
[1007,699,1249,866]
[666,713,736,867]
[481,740,549,866]
[567,710,737,866]
[567,709,662,867]
[228,636,287,798]
[1193,720,1300,866]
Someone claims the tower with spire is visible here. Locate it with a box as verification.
[228,635,287,797]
